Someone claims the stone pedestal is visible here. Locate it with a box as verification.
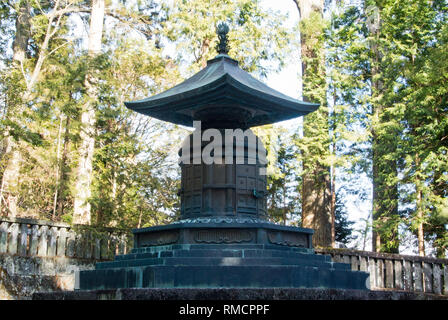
[74,36,369,293]
[76,218,369,291]
[75,126,370,292]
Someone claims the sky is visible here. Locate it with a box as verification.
[262,0,302,102]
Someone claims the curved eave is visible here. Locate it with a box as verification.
[125,75,319,127]
[225,75,319,114]
[124,75,229,112]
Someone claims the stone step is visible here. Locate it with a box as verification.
[116,249,241,261]
[116,248,329,262]
[189,244,314,253]
[130,243,314,254]
[96,256,349,270]
[78,265,369,291]
[242,249,329,261]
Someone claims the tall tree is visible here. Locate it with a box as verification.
[387,0,448,256]
[323,1,401,253]
[325,4,373,250]
[328,0,448,256]
[72,0,105,225]
[365,1,400,253]
[293,0,333,248]
[1,0,85,217]
[0,0,32,216]
[89,35,184,228]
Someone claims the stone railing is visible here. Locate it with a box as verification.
[316,248,448,295]
[2,216,447,297]
[0,217,131,260]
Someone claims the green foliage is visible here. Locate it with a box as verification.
[163,0,294,76]
[0,0,184,226]
[296,11,332,175]
[328,0,448,255]
[334,189,356,245]
[266,132,301,225]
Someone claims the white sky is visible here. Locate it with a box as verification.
[262,0,301,100]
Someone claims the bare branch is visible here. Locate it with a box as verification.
[104,9,154,39]
[19,60,29,91]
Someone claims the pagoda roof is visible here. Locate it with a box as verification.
[124,54,319,128]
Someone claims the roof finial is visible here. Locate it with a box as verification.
[216,22,230,55]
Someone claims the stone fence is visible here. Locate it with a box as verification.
[0,217,131,259]
[0,216,132,299]
[316,248,448,296]
[1,216,447,298]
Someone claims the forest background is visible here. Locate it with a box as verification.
[0,0,447,258]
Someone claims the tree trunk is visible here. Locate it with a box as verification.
[72,0,105,225]
[52,114,66,220]
[0,1,32,217]
[330,165,336,247]
[294,0,332,248]
[57,116,71,217]
[12,0,31,64]
[282,174,287,225]
[301,165,332,247]
[416,189,425,256]
[414,154,425,256]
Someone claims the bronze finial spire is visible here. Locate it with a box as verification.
[216,22,230,55]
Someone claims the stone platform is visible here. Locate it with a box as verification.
[33,287,447,300]
[76,242,369,291]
